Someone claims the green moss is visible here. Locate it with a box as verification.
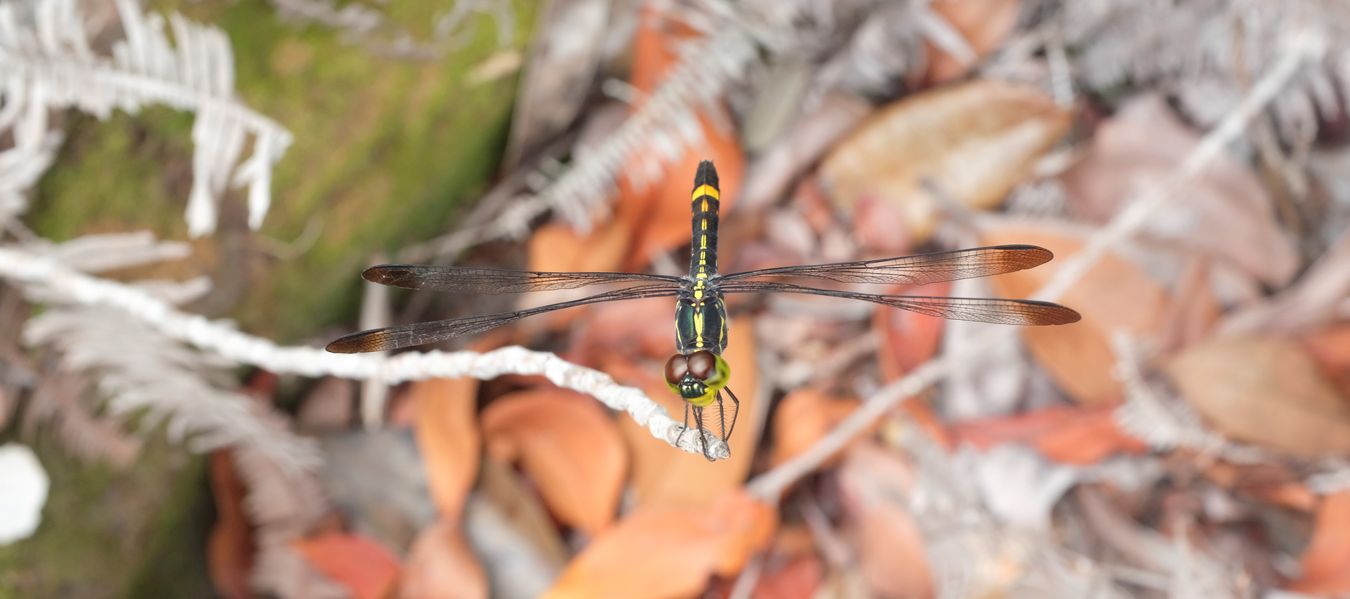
[0,437,210,598]
[30,0,539,340]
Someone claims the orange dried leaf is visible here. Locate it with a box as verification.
[619,317,761,510]
[570,296,675,366]
[823,81,1070,244]
[770,389,862,467]
[951,404,1146,464]
[750,556,824,599]
[837,444,933,599]
[1202,462,1317,512]
[982,226,1168,404]
[527,220,630,276]
[629,4,700,95]
[1165,335,1350,457]
[293,533,402,599]
[1030,408,1148,465]
[401,519,488,599]
[1301,324,1350,398]
[1290,492,1350,594]
[874,282,949,381]
[480,389,627,534]
[409,378,480,518]
[207,452,254,599]
[925,0,1021,83]
[546,490,776,599]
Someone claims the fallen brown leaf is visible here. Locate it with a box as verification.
[617,316,761,510]
[409,378,480,519]
[750,556,824,599]
[983,225,1168,404]
[569,296,675,367]
[524,220,634,331]
[1165,335,1350,457]
[874,282,949,381]
[1301,324,1350,398]
[400,518,488,599]
[1202,461,1317,512]
[1290,491,1350,594]
[950,404,1147,465]
[925,0,1022,83]
[293,533,402,599]
[1061,95,1297,287]
[545,490,776,599]
[207,451,254,599]
[480,388,627,534]
[837,443,933,599]
[770,389,862,467]
[822,80,1070,244]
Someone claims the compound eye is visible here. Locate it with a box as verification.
[664,354,689,385]
[687,351,716,380]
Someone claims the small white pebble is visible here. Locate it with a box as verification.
[0,443,49,544]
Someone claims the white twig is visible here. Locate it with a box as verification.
[746,30,1325,500]
[0,245,726,459]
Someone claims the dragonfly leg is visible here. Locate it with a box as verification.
[722,386,741,441]
[692,405,712,461]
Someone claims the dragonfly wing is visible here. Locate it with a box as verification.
[363,264,683,293]
[719,281,1080,325]
[718,244,1054,286]
[326,284,682,353]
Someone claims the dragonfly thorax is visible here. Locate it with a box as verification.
[674,294,728,354]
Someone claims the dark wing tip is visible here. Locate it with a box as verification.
[1021,299,1081,325]
[362,264,417,288]
[326,329,393,353]
[979,244,1054,271]
[694,160,719,189]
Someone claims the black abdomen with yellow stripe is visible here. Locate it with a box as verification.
[675,160,728,354]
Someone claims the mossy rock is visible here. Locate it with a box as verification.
[32,0,539,341]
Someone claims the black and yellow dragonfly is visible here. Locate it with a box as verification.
[327,161,1080,459]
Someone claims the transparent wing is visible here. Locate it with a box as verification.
[718,244,1054,286]
[326,284,682,353]
[363,264,683,294]
[719,280,1081,326]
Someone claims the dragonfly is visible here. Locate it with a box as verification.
[327,160,1081,459]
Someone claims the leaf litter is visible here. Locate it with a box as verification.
[10,1,1350,598]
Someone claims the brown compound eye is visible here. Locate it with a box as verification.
[664,354,689,385]
[687,351,716,380]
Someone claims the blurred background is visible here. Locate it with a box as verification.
[2,0,1349,597]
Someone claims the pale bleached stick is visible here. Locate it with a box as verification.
[747,31,1326,500]
[0,246,726,459]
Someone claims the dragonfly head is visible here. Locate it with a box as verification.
[663,350,730,407]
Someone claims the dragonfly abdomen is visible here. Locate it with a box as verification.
[690,160,720,280]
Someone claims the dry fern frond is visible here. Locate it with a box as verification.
[0,0,293,236]
[1053,0,1344,148]
[24,306,320,474]
[502,0,890,236]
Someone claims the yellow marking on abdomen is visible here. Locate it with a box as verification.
[693,185,719,201]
